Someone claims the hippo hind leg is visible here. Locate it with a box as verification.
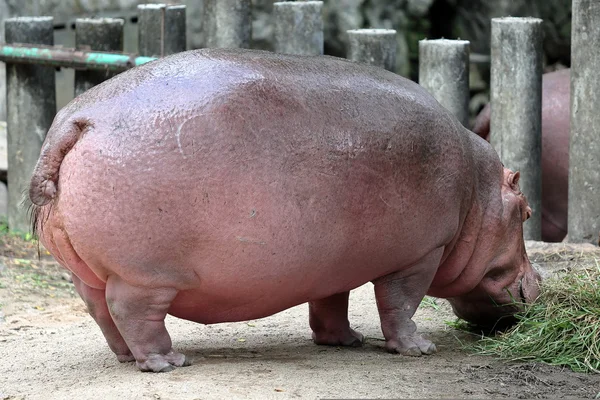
[105,275,190,372]
[71,274,135,363]
[309,291,364,347]
[372,247,443,356]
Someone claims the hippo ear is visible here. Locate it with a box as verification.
[509,171,521,193]
[523,205,532,222]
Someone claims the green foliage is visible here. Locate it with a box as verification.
[450,263,600,374]
[0,218,8,235]
[419,296,440,310]
[0,217,35,242]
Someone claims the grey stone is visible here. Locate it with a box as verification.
[418,39,470,127]
[273,1,324,56]
[0,181,7,218]
[0,121,6,176]
[74,18,124,97]
[347,29,397,71]
[204,0,252,49]
[363,1,411,76]
[184,0,205,49]
[321,0,364,56]
[569,0,600,245]
[490,17,543,241]
[138,4,186,57]
[5,17,56,233]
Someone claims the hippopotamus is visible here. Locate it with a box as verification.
[472,69,570,242]
[29,48,541,372]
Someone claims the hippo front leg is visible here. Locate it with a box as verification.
[105,275,190,372]
[373,247,443,356]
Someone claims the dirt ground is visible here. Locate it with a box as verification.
[0,236,599,400]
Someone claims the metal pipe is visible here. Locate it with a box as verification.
[0,44,156,72]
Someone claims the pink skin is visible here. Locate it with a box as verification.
[472,69,570,242]
[30,49,541,372]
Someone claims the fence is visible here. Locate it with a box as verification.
[0,0,597,245]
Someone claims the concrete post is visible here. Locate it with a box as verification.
[273,1,323,56]
[418,39,470,127]
[346,29,397,72]
[490,17,543,241]
[5,17,56,233]
[75,18,124,97]
[569,0,600,245]
[204,0,252,48]
[138,4,187,58]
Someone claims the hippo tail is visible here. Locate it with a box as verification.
[28,119,89,237]
[29,119,89,207]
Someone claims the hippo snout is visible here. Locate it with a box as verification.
[449,262,542,330]
[449,298,521,330]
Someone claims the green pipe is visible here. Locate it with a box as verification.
[0,44,157,72]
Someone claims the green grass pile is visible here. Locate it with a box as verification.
[473,263,600,373]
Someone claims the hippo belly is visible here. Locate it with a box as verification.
[53,83,459,324]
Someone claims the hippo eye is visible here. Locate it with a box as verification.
[522,205,532,222]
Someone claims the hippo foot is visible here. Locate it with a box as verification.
[117,353,136,363]
[385,334,437,356]
[312,328,364,347]
[136,351,191,373]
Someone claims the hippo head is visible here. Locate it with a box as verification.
[448,168,542,329]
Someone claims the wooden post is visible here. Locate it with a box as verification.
[138,4,187,57]
[569,0,600,245]
[204,0,252,48]
[75,18,124,97]
[5,17,56,233]
[491,17,543,240]
[347,29,397,72]
[273,1,323,56]
[418,39,470,127]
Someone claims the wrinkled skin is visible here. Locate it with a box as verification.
[472,69,570,242]
[29,49,541,372]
